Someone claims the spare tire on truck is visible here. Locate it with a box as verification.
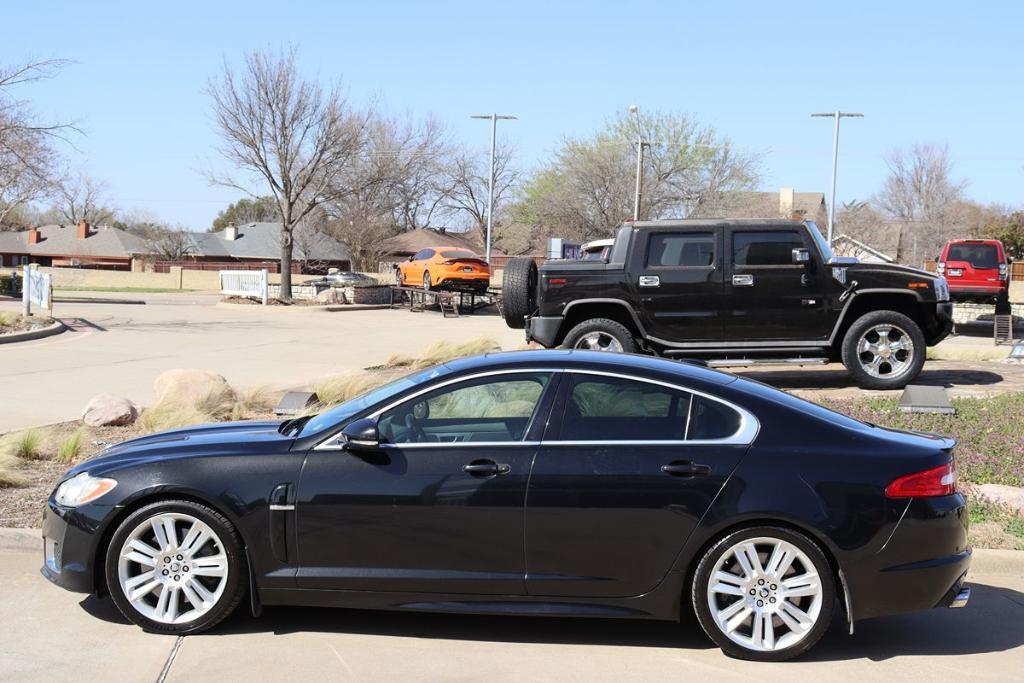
[501,257,538,329]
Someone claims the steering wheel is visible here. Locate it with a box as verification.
[404,413,428,443]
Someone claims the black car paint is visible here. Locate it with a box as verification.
[527,219,954,351]
[41,351,969,627]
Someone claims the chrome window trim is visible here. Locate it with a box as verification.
[313,366,760,451]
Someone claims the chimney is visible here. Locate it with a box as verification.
[77,219,90,239]
[779,188,795,218]
[28,227,41,245]
[224,224,238,241]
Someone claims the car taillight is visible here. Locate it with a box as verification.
[548,277,567,286]
[885,461,957,498]
[998,263,1008,281]
[936,261,946,276]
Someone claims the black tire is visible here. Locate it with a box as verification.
[840,310,926,390]
[692,525,836,662]
[501,257,538,329]
[422,271,432,291]
[105,499,247,635]
[561,318,637,353]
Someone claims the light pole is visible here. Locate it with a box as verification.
[471,113,517,263]
[811,111,863,245]
[629,105,647,221]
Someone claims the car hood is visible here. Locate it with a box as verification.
[845,261,937,280]
[67,420,290,477]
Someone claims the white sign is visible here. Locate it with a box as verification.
[220,269,269,305]
[22,266,52,315]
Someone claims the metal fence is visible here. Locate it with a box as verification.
[219,269,268,305]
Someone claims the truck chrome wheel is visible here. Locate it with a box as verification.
[706,537,823,653]
[856,323,914,378]
[117,513,229,625]
[573,331,624,352]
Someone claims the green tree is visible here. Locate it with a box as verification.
[978,211,1024,259]
[210,196,279,232]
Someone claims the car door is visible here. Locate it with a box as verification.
[295,370,556,595]
[524,371,753,598]
[723,227,831,341]
[633,228,723,341]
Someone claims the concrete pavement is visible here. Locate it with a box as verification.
[1,528,1022,682]
[0,295,524,433]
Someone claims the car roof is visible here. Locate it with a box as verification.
[442,349,738,386]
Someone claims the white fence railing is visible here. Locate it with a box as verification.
[22,266,52,315]
[220,269,268,305]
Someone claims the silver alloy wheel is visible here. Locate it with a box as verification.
[423,272,431,291]
[117,512,229,625]
[396,269,403,286]
[573,331,624,352]
[706,537,823,653]
[856,323,915,378]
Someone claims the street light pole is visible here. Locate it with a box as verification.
[471,113,517,263]
[630,105,645,221]
[811,111,863,245]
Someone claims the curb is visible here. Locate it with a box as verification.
[215,300,391,312]
[0,319,66,345]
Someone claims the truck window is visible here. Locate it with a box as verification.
[647,232,715,267]
[946,243,999,269]
[733,231,803,267]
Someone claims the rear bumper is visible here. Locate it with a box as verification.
[525,315,563,347]
[437,276,489,292]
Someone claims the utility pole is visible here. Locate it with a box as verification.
[471,113,517,263]
[630,105,646,221]
[811,111,863,245]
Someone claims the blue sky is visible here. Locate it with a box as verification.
[5,1,1022,229]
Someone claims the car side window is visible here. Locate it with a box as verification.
[732,231,804,267]
[686,395,742,440]
[377,373,551,444]
[411,249,429,260]
[560,375,691,441]
[421,249,435,260]
[646,232,715,268]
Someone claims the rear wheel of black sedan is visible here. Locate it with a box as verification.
[105,500,247,635]
[692,526,835,661]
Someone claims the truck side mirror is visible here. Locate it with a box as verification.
[792,248,811,264]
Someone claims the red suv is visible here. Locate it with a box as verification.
[937,239,1010,303]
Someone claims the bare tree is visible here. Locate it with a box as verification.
[441,142,519,231]
[54,171,115,225]
[142,225,196,261]
[206,47,367,298]
[0,59,75,227]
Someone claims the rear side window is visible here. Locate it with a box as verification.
[647,232,715,267]
[946,243,999,269]
[687,395,743,440]
[561,375,691,440]
[733,231,803,267]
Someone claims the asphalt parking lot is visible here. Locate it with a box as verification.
[1,529,1022,682]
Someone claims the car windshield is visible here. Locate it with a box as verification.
[298,366,451,435]
[440,249,478,259]
[807,222,835,261]
[947,243,999,269]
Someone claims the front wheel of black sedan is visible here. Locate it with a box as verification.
[105,500,247,634]
[692,526,835,661]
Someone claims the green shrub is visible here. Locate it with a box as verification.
[57,429,86,463]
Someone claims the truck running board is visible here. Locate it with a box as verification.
[703,358,829,368]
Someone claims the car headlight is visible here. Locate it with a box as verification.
[54,472,117,507]
[934,277,949,302]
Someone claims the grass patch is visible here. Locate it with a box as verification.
[821,392,1024,487]
[137,401,213,433]
[384,337,501,369]
[55,286,197,293]
[0,311,18,327]
[57,429,87,463]
[0,450,27,488]
[315,374,392,408]
[3,428,47,460]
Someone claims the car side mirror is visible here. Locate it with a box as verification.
[792,248,811,264]
[340,417,380,451]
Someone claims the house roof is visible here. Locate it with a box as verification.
[189,222,351,261]
[832,234,896,262]
[710,191,827,220]
[378,228,488,256]
[0,224,147,259]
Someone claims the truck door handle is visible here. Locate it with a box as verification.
[661,461,712,477]
[638,275,660,287]
[463,460,510,476]
[732,274,754,287]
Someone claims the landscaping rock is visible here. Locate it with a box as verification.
[315,288,343,304]
[153,369,234,405]
[971,483,1024,516]
[81,394,138,427]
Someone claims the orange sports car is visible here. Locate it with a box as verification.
[396,247,491,293]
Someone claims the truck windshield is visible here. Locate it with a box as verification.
[807,223,835,261]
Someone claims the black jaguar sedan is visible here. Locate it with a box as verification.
[41,350,970,661]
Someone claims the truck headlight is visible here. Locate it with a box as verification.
[54,472,117,507]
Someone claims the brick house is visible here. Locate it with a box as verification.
[0,220,148,270]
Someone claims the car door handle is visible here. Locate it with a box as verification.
[463,460,511,476]
[661,461,712,477]
[638,275,660,287]
[732,274,754,287]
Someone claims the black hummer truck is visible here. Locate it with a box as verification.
[501,219,953,389]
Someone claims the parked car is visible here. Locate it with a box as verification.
[42,351,970,661]
[502,219,953,390]
[937,238,1011,304]
[396,247,490,293]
